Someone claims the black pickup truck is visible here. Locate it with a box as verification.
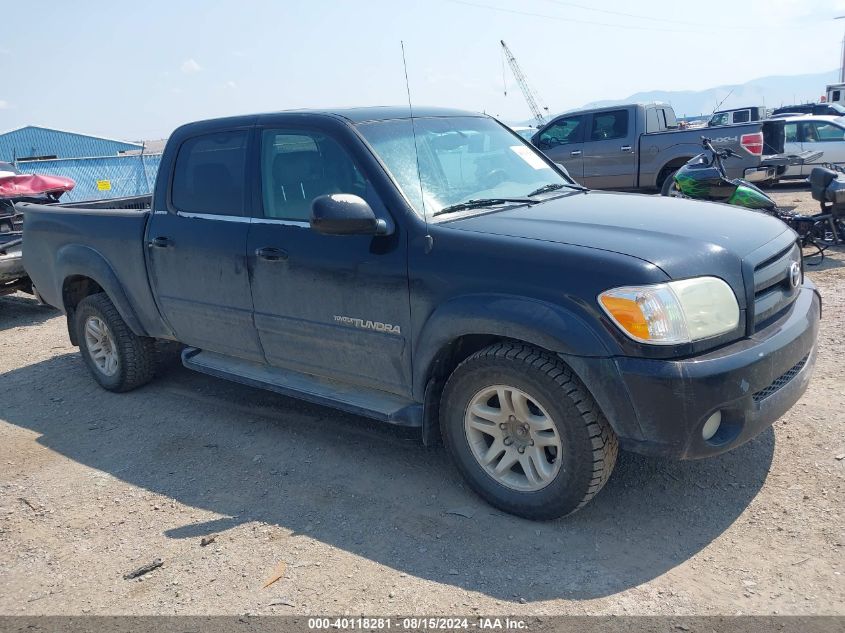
[22,107,820,519]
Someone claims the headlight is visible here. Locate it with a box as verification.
[598,276,739,345]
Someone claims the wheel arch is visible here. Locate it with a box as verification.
[56,244,147,345]
[413,294,612,400]
[656,156,693,190]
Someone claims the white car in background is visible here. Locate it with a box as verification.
[509,125,537,141]
[781,114,845,178]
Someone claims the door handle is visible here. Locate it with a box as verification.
[621,145,632,152]
[255,246,288,262]
[570,150,582,157]
[148,236,173,248]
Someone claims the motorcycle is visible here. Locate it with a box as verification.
[668,138,838,262]
[669,137,817,211]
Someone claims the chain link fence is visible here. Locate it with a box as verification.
[15,153,162,203]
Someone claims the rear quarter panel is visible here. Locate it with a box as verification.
[21,203,169,338]
[640,124,763,187]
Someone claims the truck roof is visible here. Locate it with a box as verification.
[178,106,484,131]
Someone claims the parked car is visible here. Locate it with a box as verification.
[780,115,845,178]
[0,231,24,296]
[22,107,820,520]
[772,102,845,118]
[509,125,537,140]
[530,102,787,194]
[707,106,767,127]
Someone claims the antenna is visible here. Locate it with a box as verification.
[400,40,432,251]
[712,88,734,114]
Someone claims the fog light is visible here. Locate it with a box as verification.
[702,411,722,441]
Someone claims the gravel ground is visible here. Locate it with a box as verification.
[0,187,843,616]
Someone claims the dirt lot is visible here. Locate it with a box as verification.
[0,187,843,616]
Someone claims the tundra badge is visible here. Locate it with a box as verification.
[334,315,401,335]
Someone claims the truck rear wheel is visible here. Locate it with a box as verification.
[75,293,156,392]
[440,342,618,520]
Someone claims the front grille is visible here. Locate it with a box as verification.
[752,353,809,403]
[752,243,801,330]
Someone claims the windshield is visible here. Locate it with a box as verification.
[828,103,845,115]
[356,116,572,217]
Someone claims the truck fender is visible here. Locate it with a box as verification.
[54,244,148,340]
[412,293,612,398]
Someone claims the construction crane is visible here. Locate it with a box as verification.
[500,40,549,127]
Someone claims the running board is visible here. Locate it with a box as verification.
[181,348,422,427]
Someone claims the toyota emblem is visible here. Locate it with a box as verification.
[789,261,801,288]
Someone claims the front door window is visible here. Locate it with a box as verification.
[260,130,369,221]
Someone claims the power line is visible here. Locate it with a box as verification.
[447,0,715,33]
[537,0,744,29]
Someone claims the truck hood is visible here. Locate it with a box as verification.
[441,191,791,278]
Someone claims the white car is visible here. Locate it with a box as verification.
[781,114,845,178]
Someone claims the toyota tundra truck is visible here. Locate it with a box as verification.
[21,107,820,519]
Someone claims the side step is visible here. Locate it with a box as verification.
[181,348,422,427]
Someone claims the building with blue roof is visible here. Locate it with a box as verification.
[0,126,160,202]
[0,125,142,162]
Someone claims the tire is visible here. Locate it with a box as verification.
[440,342,618,520]
[75,293,156,392]
[660,169,681,196]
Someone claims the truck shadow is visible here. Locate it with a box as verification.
[0,353,775,601]
[0,293,59,331]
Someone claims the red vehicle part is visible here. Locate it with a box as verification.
[0,173,75,199]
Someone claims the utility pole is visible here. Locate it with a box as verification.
[837,16,845,83]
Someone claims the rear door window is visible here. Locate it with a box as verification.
[810,121,845,142]
[590,110,629,141]
[646,108,660,132]
[171,130,248,215]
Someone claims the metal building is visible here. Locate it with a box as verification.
[0,125,142,162]
[0,126,162,202]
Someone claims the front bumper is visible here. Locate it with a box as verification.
[574,283,820,460]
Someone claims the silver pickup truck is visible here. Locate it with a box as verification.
[530,103,786,193]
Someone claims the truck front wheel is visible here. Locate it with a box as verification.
[75,293,156,392]
[440,342,618,520]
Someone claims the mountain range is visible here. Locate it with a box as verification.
[517,69,841,124]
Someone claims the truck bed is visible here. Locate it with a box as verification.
[20,197,163,335]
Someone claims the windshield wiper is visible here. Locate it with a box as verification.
[526,182,587,196]
[431,197,535,217]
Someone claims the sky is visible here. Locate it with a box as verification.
[1,0,845,140]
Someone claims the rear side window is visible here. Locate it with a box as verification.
[733,110,750,123]
[171,130,248,215]
[646,108,660,133]
[590,110,628,141]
